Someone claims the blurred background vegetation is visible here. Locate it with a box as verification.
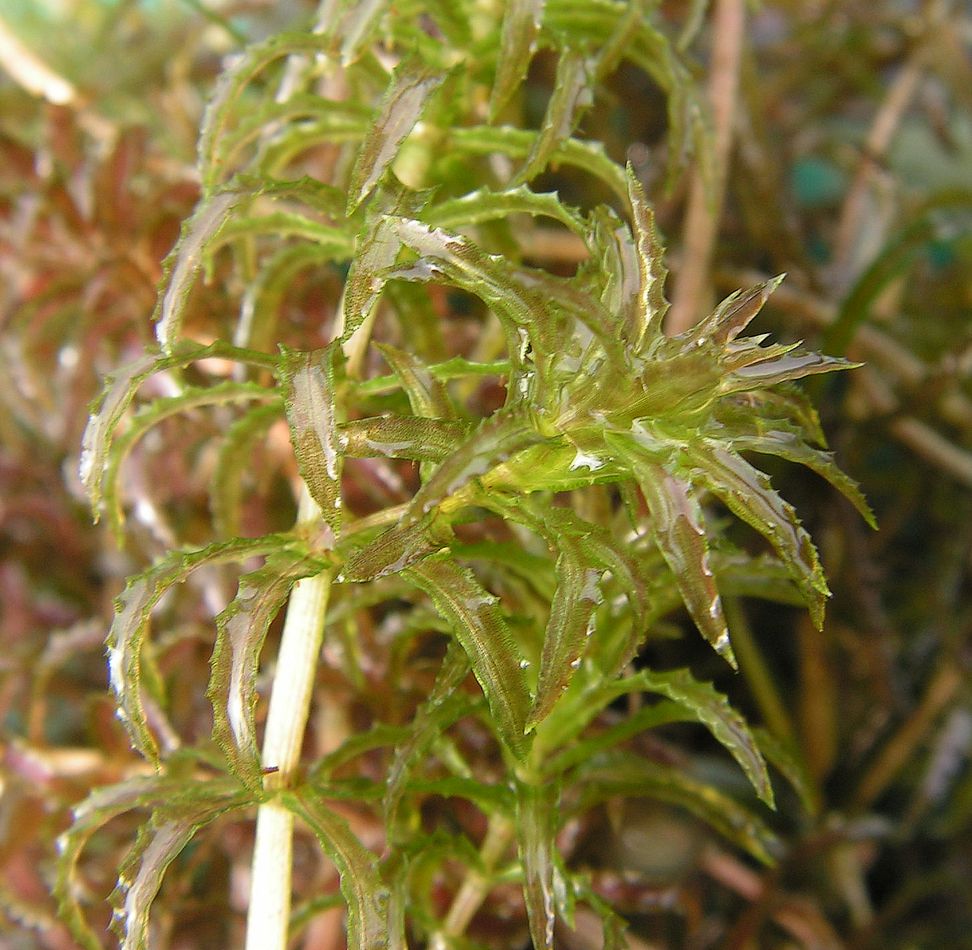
[0,0,970,947]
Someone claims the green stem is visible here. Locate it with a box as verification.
[245,486,333,950]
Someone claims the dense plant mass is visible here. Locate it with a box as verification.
[2,1,971,949]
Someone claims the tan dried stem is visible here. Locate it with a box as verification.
[665,0,746,336]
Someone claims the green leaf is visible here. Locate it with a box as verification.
[326,0,390,65]
[347,58,446,212]
[342,512,452,582]
[574,752,781,865]
[684,440,829,628]
[516,49,597,184]
[210,402,282,538]
[403,553,531,757]
[278,343,345,530]
[376,342,458,419]
[626,164,669,350]
[731,430,876,528]
[681,276,785,350]
[103,382,278,538]
[515,780,559,950]
[107,536,296,763]
[753,727,821,818]
[153,191,242,351]
[342,415,471,462]
[198,31,332,189]
[405,407,544,521]
[630,668,774,806]
[209,551,329,788]
[80,341,277,520]
[490,0,546,120]
[605,433,735,666]
[282,790,389,950]
[422,185,588,237]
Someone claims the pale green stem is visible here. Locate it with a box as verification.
[246,485,333,950]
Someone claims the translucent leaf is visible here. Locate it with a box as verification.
[326,0,390,65]
[681,276,785,350]
[574,752,781,865]
[422,185,587,237]
[376,342,457,419]
[341,512,452,582]
[209,551,329,788]
[626,164,669,350]
[211,402,282,538]
[404,407,544,521]
[153,191,242,351]
[81,341,277,520]
[281,790,389,950]
[754,727,820,818]
[731,431,876,528]
[341,211,405,346]
[56,775,248,950]
[490,0,546,120]
[342,415,471,462]
[210,211,354,254]
[347,58,446,212]
[405,776,516,815]
[278,343,344,530]
[198,31,332,189]
[450,125,629,206]
[605,433,734,666]
[107,536,295,762]
[515,780,559,950]
[631,668,773,806]
[403,553,531,757]
[516,49,597,184]
[685,440,829,628]
[723,349,860,392]
[103,382,278,538]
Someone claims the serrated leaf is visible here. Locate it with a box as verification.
[198,31,332,189]
[516,49,597,184]
[209,551,329,788]
[342,415,471,462]
[385,643,473,835]
[211,211,353,253]
[342,512,452,582]
[605,433,734,666]
[56,775,248,950]
[731,431,876,528]
[681,276,785,350]
[103,382,278,538]
[278,343,344,530]
[403,553,531,757]
[376,342,457,419]
[490,0,546,119]
[405,407,544,521]
[341,211,404,346]
[107,536,295,762]
[574,752,781,865]
[81,341,277,520]
[422,185,587,237]
[723,349,860,392]
[347,59,446,212]
[154,191,242,351]
[633,668,774,806]
[281,790,389,950]
[211,402,282,538]
[516,780,559,950]
[685,440,829,628]
[450,125,629,205]
[626,164,669,350]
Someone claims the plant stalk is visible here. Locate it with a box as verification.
[245,485,333,950]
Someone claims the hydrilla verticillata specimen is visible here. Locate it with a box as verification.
[63,2,873,948]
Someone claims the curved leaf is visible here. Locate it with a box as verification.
[342,415,471,462]
[376,342,458,419]
[685,440,829,628]
[490,0,546,119]
[605,432,735,666]
[347,58,446,212]
[626,164,669,350]
[278,343,344,530]
[422,185,588,237]
[281,790,389,950]
[108,536,296,762]
[632,667,773,806]
[403,553,531,757]
[209,551,330,788]
[342,512,452,582]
